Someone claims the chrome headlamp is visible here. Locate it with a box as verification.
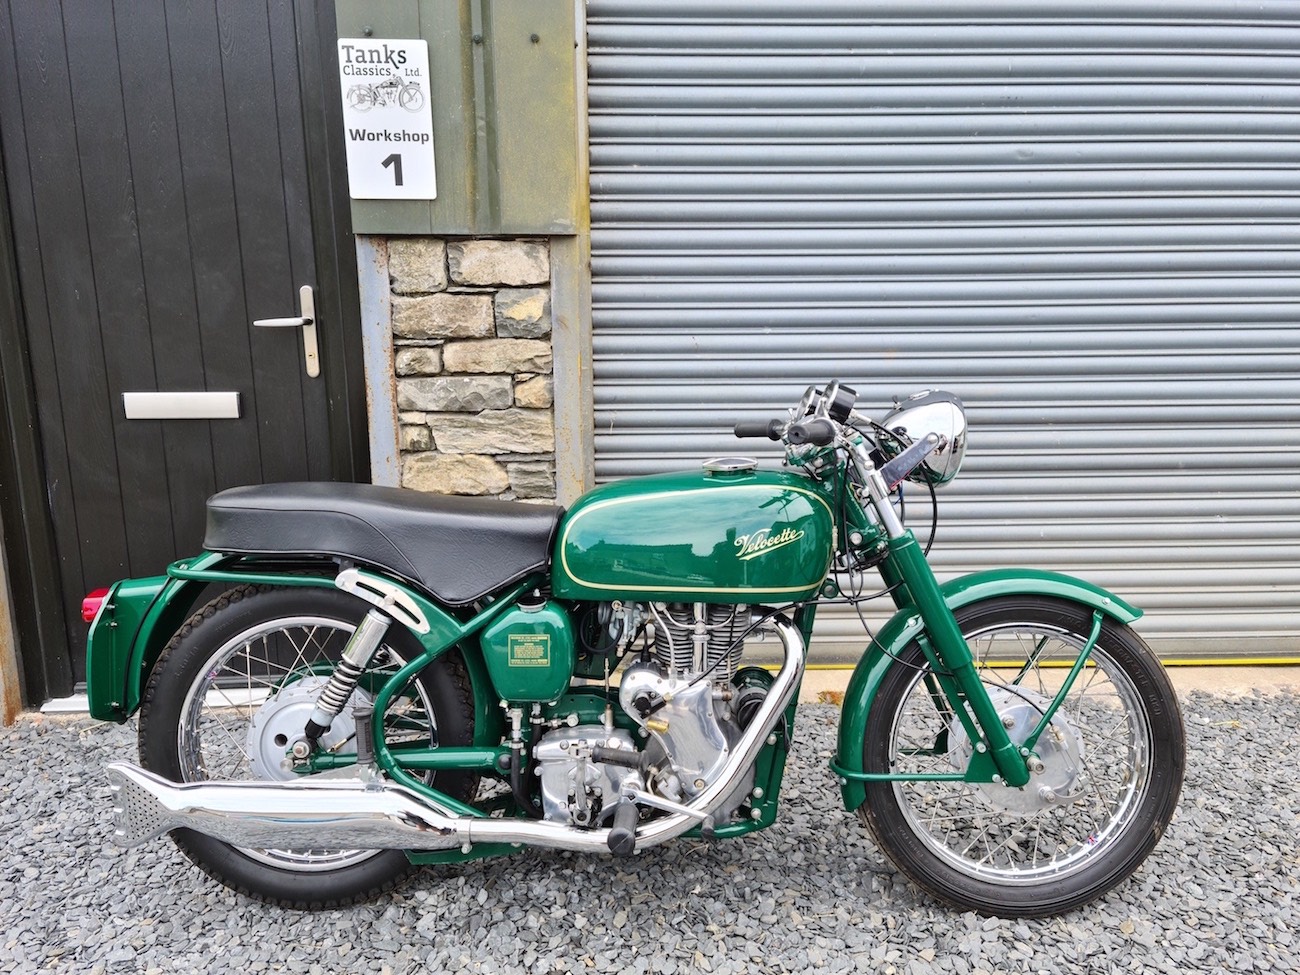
[878,390,968,487]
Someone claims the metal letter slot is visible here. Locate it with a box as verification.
[254,285,320,378]
[123,391,241,420]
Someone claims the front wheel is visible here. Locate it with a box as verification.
[858,595,1185,917]
[397,85,425,111]
[138,585,478,909]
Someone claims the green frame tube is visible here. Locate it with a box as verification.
[828,762,966,784]
[167,564,335,588]
[309,746,510,773]
[364,575,538,813]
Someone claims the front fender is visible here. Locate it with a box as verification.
[834,569,1141,810]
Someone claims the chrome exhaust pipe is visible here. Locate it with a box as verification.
[107,765,466,851]
[107,615,805,855]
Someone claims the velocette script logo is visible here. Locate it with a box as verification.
[734,526,806,561]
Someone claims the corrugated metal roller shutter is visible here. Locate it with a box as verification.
[586,0,1300,661]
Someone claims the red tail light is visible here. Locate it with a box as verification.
[82,588,110,624]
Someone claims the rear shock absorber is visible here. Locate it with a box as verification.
[301,608,392,745]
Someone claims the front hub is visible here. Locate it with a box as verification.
[948,685,1087,814]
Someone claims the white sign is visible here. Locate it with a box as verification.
[337,38,436,200]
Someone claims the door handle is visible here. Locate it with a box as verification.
[254,285,320,378]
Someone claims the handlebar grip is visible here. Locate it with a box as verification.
[786,417,837,446]
[733,419,785,440]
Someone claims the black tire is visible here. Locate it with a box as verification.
[858,595,1185,917]
[139,585,477,909]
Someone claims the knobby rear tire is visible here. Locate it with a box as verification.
[138,585,477,909]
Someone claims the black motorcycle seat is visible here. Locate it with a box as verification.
[204,482,563,606]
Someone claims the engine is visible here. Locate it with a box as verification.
[533,458,830,831]
[532,601,770,829]
[648,602,748,683]
[534,726,641,827]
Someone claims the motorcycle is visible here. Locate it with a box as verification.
[87,381,1185,917]
[346,75,426,113]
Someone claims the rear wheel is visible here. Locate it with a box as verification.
[139,585,477,909]
[346,86,373,111]
[859,596,1185,917]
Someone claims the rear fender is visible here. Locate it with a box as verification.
[86,552,234,722]
[834,569,1141,810]
[85,553,504,746]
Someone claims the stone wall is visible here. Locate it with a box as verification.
[390,238,556,501]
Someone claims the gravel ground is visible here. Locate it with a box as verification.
[0,694,1296,975]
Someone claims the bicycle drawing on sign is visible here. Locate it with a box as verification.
[347,75,425,113]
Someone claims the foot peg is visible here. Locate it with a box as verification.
[607,800,639,856]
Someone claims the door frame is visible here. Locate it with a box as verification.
[0,0,367,704]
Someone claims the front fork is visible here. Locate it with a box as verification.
[878,532,1031,787]
[859,458,1032,787]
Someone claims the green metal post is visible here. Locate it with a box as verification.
[1020,610,1105,756]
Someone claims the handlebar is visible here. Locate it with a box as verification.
[786,418,838,446]
[733,419,785,440]
[734,417,838,446]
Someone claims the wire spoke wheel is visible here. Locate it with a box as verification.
[139,585,476,908]
[859,595,1185,917]
[177,614,435,871]
[397,85,424,111]
[892,628,1147,880]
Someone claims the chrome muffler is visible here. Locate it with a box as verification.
[107,615,805,855]
[107,764,466,851]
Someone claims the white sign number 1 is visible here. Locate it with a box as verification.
[337,38,437,200]
[382,153,403,186]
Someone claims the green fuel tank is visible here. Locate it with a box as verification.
[551,466,836,604]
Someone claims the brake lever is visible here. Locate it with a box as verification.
[878,433,943,489]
